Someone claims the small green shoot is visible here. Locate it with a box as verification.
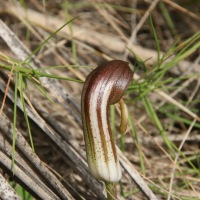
[23,16,79,64]
[159,2,178,38]
[149,15,161,62]
[12,71,18,171]
[62,2,78,64]
[19,72,34,151]
[10,181,32,200]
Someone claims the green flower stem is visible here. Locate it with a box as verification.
[106,183,117,200]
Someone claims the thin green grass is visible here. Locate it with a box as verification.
[125,16,200,198]
[123,188,139,199]
[61,2,78,65]
[162,109,200,129]
[128,114,146,175]
[0,17,81,175]
[149,15,161,62]
[0,62,83,83]
[159,2,178,38]
[63,2,137,13]
[19,72,34,151]
[23,17,79,64]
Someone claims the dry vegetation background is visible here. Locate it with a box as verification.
[0,0,200,200]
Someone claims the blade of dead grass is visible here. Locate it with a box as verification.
[0,64,14,114]
[162,0,200,22]
[117,147,158,200]
[94,2,128,42]
[156,90,200,122]
[61,2,78,65]
[154,138,199,199]
[142,96,174,152]
[167,119,197,200]
[123,0,160,60]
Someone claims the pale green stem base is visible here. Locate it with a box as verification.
[105,183,117,200]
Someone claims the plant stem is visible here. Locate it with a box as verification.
[106,183,117,200]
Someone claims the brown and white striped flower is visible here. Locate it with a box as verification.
[81,60,133,183]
